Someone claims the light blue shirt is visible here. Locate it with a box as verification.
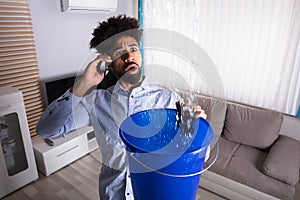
[36,79,180,200]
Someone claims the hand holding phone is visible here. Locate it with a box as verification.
[72,54,112,96]
[96,54,112,74]
[97,60,110,74]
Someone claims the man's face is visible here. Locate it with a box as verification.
[109,36,142,85]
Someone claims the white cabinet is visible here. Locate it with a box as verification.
[32,126,98,176]
[0,86,38,198]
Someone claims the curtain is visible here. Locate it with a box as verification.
[142,0,300,115]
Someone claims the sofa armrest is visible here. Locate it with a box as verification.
[262,135,300,185]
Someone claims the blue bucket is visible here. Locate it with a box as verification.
[119,108,214,200]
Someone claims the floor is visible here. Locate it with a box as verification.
[2,149,299,200]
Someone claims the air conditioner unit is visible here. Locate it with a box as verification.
[60,0,117,12]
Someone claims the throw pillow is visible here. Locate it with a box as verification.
[262,135,300,185]
[223,103,283,149]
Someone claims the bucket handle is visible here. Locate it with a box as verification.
[129,140,219,178]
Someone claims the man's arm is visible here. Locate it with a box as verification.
[36,90,88,138]
[72,54,111,96]
[36,55,110,138]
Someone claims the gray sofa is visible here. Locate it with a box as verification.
[179,91,300,200]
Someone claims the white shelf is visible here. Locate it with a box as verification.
[32,126,98,176]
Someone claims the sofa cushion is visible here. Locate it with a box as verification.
[207,137,240,174]
[262,135,300,185]
[211,144,295,200]
[195,96,227,138]
[279,115,300,141]
[223,103,283,149]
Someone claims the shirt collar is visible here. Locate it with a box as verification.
[112,76,147,95]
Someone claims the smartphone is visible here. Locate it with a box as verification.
[97,61,110,74]
[96,67,117,90]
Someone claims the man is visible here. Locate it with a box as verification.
[37,15,206,200]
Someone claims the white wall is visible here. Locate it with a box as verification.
[29,0,135,81]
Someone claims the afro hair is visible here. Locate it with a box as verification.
[90,14,142,53]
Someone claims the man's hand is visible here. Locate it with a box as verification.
[176,101,207,120]
[72,54,112,96]
[190,104,207,119]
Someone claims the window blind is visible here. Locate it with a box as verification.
[0,0,43,138]
[143,0,300,114]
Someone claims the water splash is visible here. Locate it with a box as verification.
[176,101,195,138]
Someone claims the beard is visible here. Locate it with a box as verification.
[120,67,142,85]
